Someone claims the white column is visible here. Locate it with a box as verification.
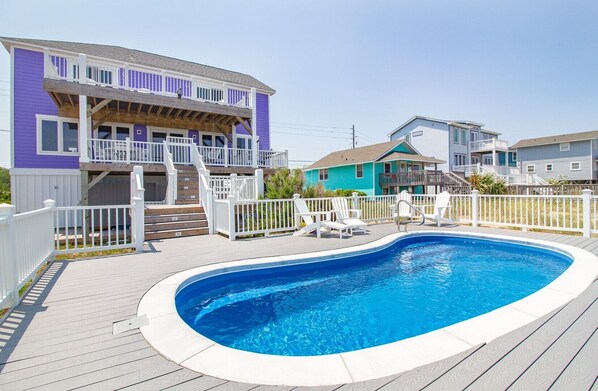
[79,97,89,162]
[582,189,592,237]
[471,190,479,227]
[492,149,497,166]
[251,88,258,168]
[255,169,264,198]
[0,204,19,307]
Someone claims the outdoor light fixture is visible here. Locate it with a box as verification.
[176,88,182,99]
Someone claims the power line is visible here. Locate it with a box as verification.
[272,121,351,130]
[272,131,351,140]
[271,125,349,135]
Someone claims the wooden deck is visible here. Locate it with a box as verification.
[0,224,596,390]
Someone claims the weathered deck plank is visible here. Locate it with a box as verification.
[0,224,596,390]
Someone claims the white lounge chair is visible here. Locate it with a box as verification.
[421,191,452,227]
[331,197,368,233]
[390,190,413,221]
[293,197,352,238]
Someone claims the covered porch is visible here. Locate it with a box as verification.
[378,152,446,194]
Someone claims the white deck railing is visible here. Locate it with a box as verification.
[45,50,254,108]
[470,138,508,152]
[88,139,287,169]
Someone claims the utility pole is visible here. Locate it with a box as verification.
[352,124,355,149]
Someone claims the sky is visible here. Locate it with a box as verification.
[0,0,597,169]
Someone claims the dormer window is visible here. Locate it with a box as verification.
[560,143,570,152]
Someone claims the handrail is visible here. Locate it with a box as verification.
[191,146,214,234]
[394,199,425,232]
[163,143,177,205]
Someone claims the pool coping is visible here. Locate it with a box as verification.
[137,231,598,386]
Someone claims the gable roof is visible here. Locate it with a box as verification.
[378,152,445,164]
[306,140,443,170]
[511,130,598,149]
[387,116,487,138]
[0,37,275,94]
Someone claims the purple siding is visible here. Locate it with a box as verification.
[128,70,162,92]
[228,89,249,106]
[188,130,199,144]
[133,124,147,142]
[165,77,192,97]
[256,93,270,150]
[14,48,79,169]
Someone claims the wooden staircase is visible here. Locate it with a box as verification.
[144,205,209,240]
[175,165,200,205]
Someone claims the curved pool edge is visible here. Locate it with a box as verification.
[137,231,598,386]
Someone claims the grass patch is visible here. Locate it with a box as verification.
[54,247,135,260]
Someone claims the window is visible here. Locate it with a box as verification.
[512,152,517,162]
[453,128,459,144]
[384,163,391,173]
[560,143,570,152]
[94,125,132,141]
[527,164,536,173]
[461,129,467,145]
[202,133,226,148]
[453,153,466,166]
[412,130,423,137]
[236,135,252,150]
[570,162,581,171]
[319,168,328,181]
[545,163,554,172]
[404,134,411,144]
[37,115,79,154]
[483,156,493,165]
[356,164,363,178]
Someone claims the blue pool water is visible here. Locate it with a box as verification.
[176,235,571,356]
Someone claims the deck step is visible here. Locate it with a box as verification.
[145,227,209,240]
[176,199,201,205]
[145,220,208,232]
[145,212,206,224]
[144,205,203,216]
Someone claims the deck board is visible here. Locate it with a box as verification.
[0,223,597,390]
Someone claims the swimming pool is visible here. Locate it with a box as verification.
[138,232,598,386]
[175,235,571,356]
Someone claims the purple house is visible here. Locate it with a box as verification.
[1,37,286,213]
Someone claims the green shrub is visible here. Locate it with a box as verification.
[468,173,506,194]
[265,168,305,199]
[0,168,10,203]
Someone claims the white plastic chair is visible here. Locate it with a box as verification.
[390,190,413,220]
[331,197,368,233]
[293,197,352,238]
[422,191,452,227]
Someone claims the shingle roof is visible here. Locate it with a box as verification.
[511,130,598,149]
[387,116,490,137]
[306,140,442,169]
[0,37,275,93]
[378,152,445,164]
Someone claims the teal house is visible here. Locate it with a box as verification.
[304,140,445,196]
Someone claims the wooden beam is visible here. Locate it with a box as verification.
[183,110,193,120]
[146,105,153,116]
[48,92,61,108]
[127,101,132,114]
[236,116,253,135]
[92,112,115,130]
[190,111,202,121]
[136,103,143,116]
[174,108,184,119]
[156,106,164,116]
[88,98,113,116]
[165,107,174,118]
[67,94,75,108]
[197,112,211,123]
[88,171,110,190]
[215,124,233,142]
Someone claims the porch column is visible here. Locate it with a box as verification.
[79,96,89,162]
[251,88,258,168]
[492,149,497,166]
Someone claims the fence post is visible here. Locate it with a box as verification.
[255,169,264,199]
[125,137,131,164]
[130,166,145,252]
[227,195,236,241]
[0,204,19,307]
[582,189,592,238]
[352,192,359,210]
[293,194,300,228]
[471,190,479,227]
[207,188,214,234]
[230,173,238,198]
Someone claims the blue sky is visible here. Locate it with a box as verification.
[0,0,597,168]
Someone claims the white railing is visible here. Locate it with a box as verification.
[198,146,288,169]
[214,200,231,236]
[168,137,193,165]
[164,143,177,205]
[191,148,214,234]
[130,166,145,251]
[469,138,508,152]
[89,138,165,164]
[0,201,55,309]
[209,174,259,201]
[44,50,254,108]
[258,149,288,169]
[231,197,296,239]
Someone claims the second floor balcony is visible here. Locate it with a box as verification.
[470,138,508,153]
[379,171,445,187]
[87,138,288,169]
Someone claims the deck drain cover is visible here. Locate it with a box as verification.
[113,314,149,335]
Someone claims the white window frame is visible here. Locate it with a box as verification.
[36,114,80,156]
[526,164,536,173]
[560,143,570,152]
[512,152,517,162]
[355,164,364,179]
[404,134,411,144]
[148,126,188,142]
[570,161,581,171]
[461,129,467,145]
[235,134,252,150]
[453,127,460,144]
[200,131,227,148]
[412,130,423,137]
[545,163,553,172]
[93,123,133,140]
[319,168,329,181]
[384,162,392,173]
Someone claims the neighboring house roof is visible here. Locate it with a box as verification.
[306,140,443,170]
[511,130,598,149]
[387,115,490,138]
[378,152,445,164]
[0,37,275,94]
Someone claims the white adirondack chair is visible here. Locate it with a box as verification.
[331,197,368,233]
[390,190,413,221]
[293,197,352,238]
[422,191,452,227]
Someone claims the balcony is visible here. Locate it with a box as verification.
[44,51,254,109]
[379,171,445,187]
[87,138,287,169]
[469,138,508,153]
